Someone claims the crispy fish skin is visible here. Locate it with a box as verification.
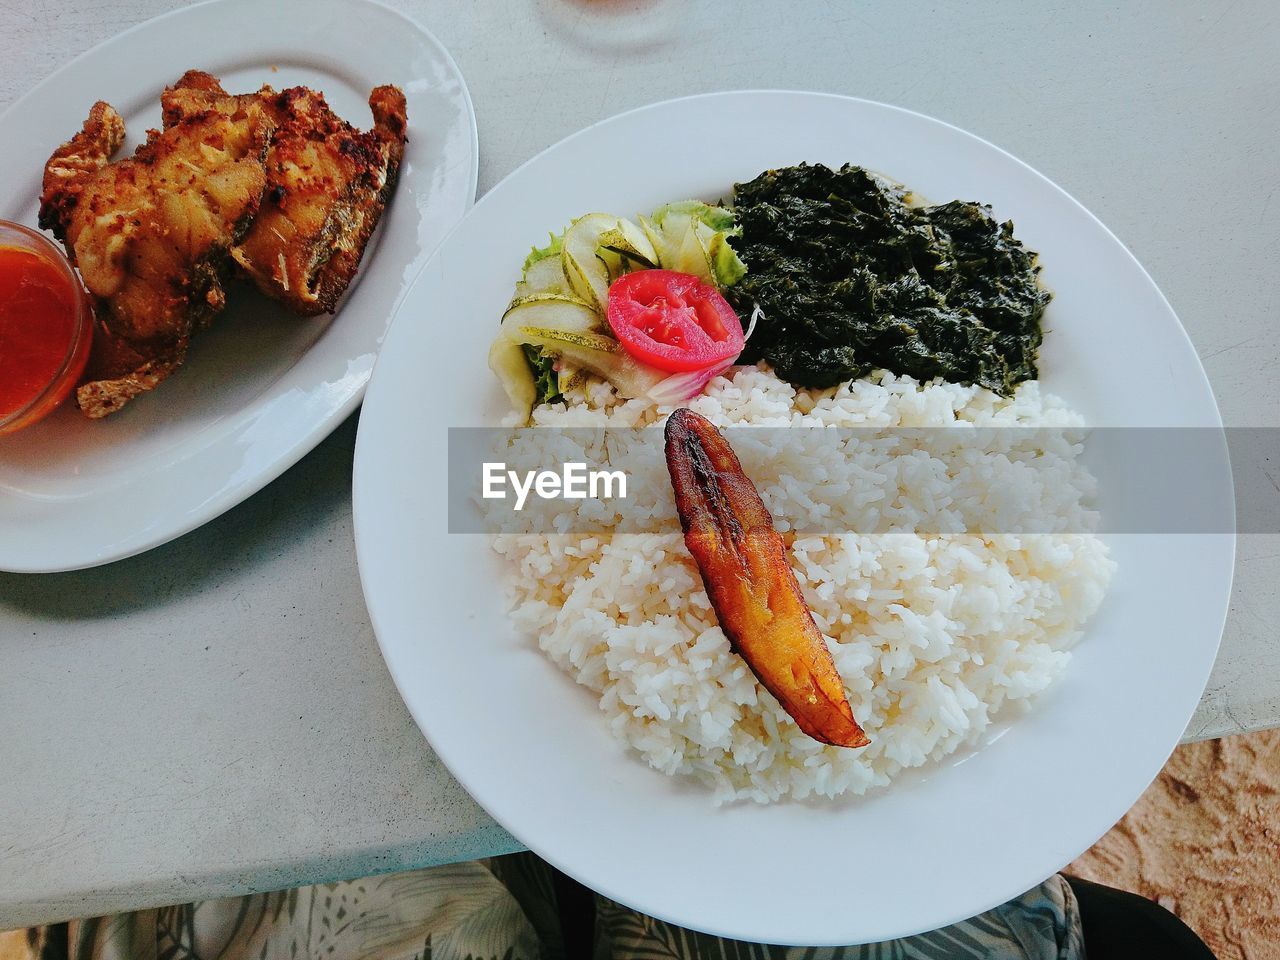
[38,101,126,240]
[39,98,273,417]
[664,408,869,748]
[161,71,408,316]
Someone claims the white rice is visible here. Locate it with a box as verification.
[494,365,1114,804]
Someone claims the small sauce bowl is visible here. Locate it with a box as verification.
[0,220,94,435]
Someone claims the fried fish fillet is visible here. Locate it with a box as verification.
[39,100,273,417]
[161,71,408,316]
[38,101,126,239]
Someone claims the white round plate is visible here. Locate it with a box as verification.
[354,92,1233,945]
[0,0,476,572]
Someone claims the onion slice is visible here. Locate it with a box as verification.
[744,301,762,343]
[643,303,761,405]
[646,358,736,405]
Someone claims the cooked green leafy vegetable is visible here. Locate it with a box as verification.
[729,163,1049,394]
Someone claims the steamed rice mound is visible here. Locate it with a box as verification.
[495,365,1114,804]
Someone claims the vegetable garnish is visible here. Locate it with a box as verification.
[490,202,747,423]
[664,408,870,749]
[645,358,735,406]
[606,270,744,373]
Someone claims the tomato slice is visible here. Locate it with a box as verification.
[605,269,744,373]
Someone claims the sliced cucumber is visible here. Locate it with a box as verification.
[651,200,736,232]
[516,254,569,298]
[561,213,654,310]
[513,325,662,397]
[670,218,716,282]
[706,230,747,288]
[488,335,536,419]
[504,291,594,310]
[545,338,665,399]
[638,214,667,268]
[556,360,589,395]
[643,211,703,278]
[643,202,745,290]
[562,213,621,309]
[561,250,605,312]
[493,296,598,422]
[598,219,658,271]
[513,325,617,353]
[499,296,663,399]
[588,351,667,399]
[501,295,600,334]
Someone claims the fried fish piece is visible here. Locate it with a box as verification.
[38,101,126,240]
[162,70,408,316]
[664,408,870,748]
[39,100,273,417]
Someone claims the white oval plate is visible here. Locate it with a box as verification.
[0,0,476,572]
[354,92,1234,945]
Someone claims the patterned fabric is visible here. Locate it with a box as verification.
[59,860,544,960]
[16,858,1083,960]
[595,875,1084,960]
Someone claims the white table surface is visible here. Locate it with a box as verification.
[2,0,1278,932]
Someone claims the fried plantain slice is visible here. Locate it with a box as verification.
[664,408,869,748]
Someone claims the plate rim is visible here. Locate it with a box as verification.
[0,0,478,573]
[354,89,1235,945]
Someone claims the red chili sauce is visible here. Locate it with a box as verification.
[0,239,91,432]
